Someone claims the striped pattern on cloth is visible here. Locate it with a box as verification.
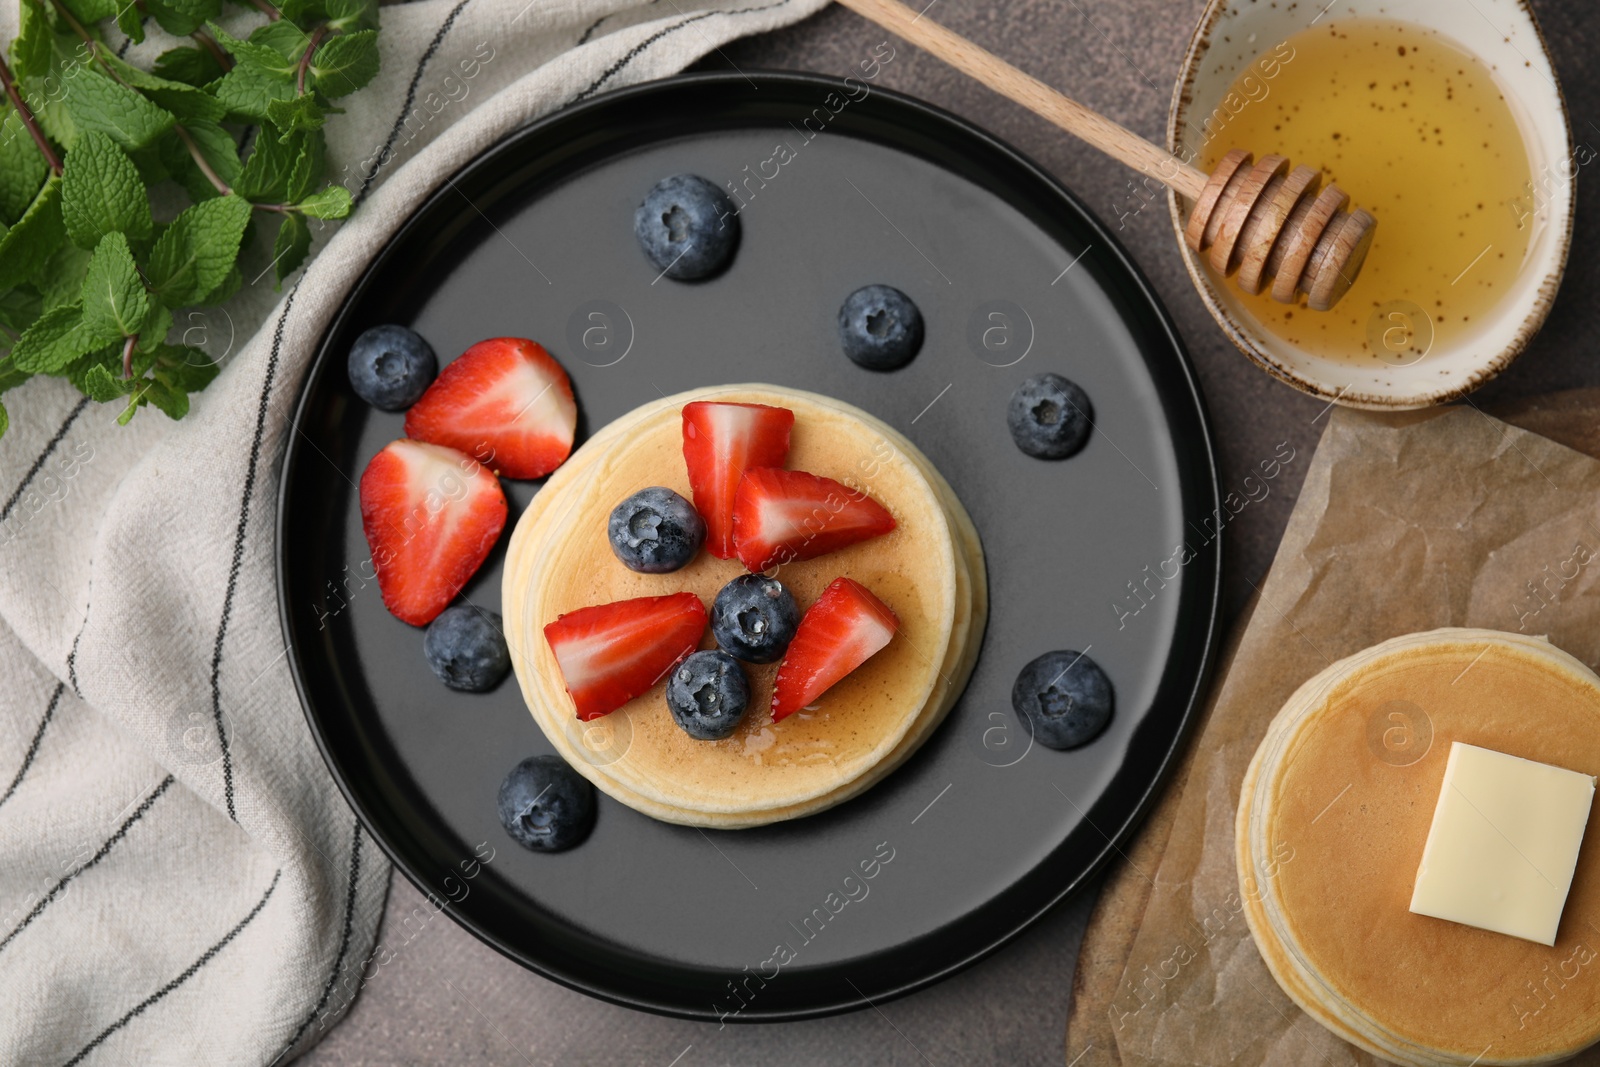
[0,0,826,1061]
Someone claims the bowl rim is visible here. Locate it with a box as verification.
[1164,0,1575,411]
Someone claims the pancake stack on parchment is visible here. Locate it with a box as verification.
[503,385,987,828]
[1237,628,1600,1066]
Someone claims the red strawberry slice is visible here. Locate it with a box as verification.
[682,401,794,558]
[543,592,707,720]
[731,468,896,572]
[772,578,899,721]
[359,439,508,626]
[405,338,577,480]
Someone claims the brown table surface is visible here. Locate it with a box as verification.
[301,0,1600,1062]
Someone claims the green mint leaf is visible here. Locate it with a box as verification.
[236,122,298,201]
[206,21,299,77]
[0,289,43,336]
[98,52,227,124]
[83,362,127,402]
[143,0,222,38]
[250,21,313,61]
[151,46,226,87]
[38,242,94,312]
[137,303,173,347]
[272,210,311,285]
[61,340,120,392]
[295,183,350,220]
[61,131,155,249]
[193,262,241,307]
[172,120,242,203]
[117,386,146,424]
[265,95,324,138]
[284,127,326,202]
[212,61,298,122]
[116,0,145,45]
[141,378,188,419]
[59,0,118,26]
[308,30,379,98]
[325,0,378,33]
[278,0,325,24]
[60,67,176,152]
[154,343,220,391]
[0,175,66,292]
[10,303,94,373]
[80,232,151,341]
[0,356,34,392]
[146,194,250,307]
[11,0,55,81]
[0,108,50,226]
[0,399,9,440]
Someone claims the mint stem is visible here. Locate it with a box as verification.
[0,53,64,176]
[174,123,232,196]
[190,29,234,72]
[121,335,138,379]
[296,24,328,96]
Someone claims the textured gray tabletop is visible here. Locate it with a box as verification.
[301,0,1600,1063]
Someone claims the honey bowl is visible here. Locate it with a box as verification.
[1168,0,1574,410]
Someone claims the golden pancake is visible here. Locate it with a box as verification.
[1237,629,1600,1066]
[503,385,986,827]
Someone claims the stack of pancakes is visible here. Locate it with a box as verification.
[1237,628,1600,1065]
[503,385,987,828]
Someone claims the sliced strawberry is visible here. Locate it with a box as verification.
[772,578,899,721]
[731,468,896,571]
[543,592,707,720]
[405,338,577,480]
[682,401,794,558]
[359,439,508,626]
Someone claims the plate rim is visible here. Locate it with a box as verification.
[275,68,1224,1021]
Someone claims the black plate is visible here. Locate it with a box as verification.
[278,71,1221,1021]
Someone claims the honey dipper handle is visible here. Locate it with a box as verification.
[835,0,1210,200]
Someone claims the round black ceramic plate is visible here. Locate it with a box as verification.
[278,71,1221,1020]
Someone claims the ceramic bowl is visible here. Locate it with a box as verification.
[1168,0,1573,410]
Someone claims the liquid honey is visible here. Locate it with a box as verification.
[1198,18,1533,363]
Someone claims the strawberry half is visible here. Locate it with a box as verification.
[772,578,899,721]
[682,401,794,558]
[543,592,707,720]
[359,439,508,626]
[731,468,896,572]
[405,338,577,480]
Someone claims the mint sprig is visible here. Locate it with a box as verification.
[0,0,373,437]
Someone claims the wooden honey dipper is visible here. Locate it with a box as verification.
[835,0,1377,311]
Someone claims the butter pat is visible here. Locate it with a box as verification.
[1410,742,1595,945]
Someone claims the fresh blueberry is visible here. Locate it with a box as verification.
[423,605,511,692]
[837,285,924,371]
[666,650,750,740]
[607,487,705,573]
[1011,650,1114,750]
[711,574,800,664]
[1007,372,1093,459]
[347,324,437,411]
[497,755,595,852]
[633,174,740,281]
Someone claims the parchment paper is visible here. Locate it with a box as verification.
[1081,398,1600,1067]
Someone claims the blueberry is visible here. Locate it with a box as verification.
[497,755,595,852]
[1011,650,1114,750]
[837,285,924,371]
[1007,372,1092,459]
[607,487,705,573]
[347,324,437,411]
[666,650,750,740]
[633,174,740,281]
[711,574,800,664]
[423,605,511,692]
